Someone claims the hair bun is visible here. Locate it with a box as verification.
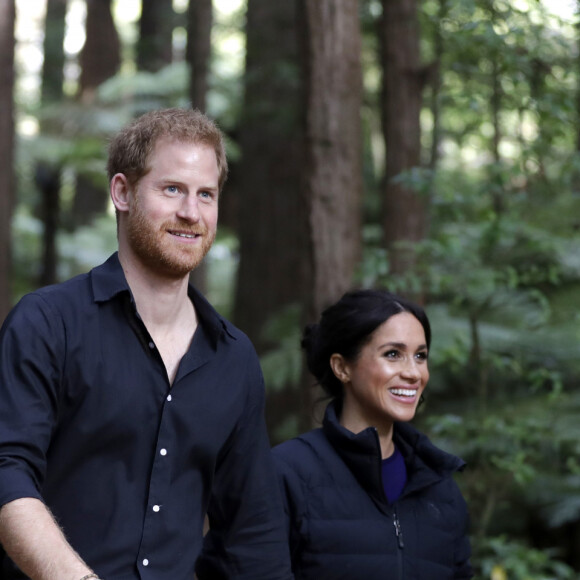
[301,323,319,352]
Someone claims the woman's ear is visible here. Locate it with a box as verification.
[330,353,350,384]
[110,173,131,214]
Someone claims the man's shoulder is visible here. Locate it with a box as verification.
[14,271,92,315]
[8,257,120,327]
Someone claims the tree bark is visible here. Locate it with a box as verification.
[234,0,309,349]
[428,0,447,177]
[302,0,363,427]
[187,0,212,111]
[78,0,120,102]
[37,0,68,287]
[234,0,310,439]
[73,0,121,226]
[303,0,362,320]
[186,0,213,294]
[137,0,174,72]
[41,0,67,104]
[0,0,15,322]
[380,0,426,275]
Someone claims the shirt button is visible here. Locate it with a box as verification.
[148,342,155,349]
[143,559,149,566]
[153,505,160,512]
[167,394,172,402]
[160,448,167,456]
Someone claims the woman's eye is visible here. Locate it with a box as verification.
[416,351,429,361]
[384,350,399,359]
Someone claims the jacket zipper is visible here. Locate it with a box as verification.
[393,506,404,579]
[372,427,404,578]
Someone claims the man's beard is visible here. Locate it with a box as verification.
[126,200,216,279]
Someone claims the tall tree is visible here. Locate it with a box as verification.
[303,0,363,320]
[233,0,309,438]
[77,0,120,103]
[379,0,426,275]
[186,0,213,294]
[428,0,448,178]
[72,0,121,225]
[234,0,308,350]
[300,0,362,428]
[186,0,212,111]
[0,0,15,322]
[37,0,68,287]
[137,0,174,72]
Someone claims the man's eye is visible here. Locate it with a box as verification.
[167,185,179,194]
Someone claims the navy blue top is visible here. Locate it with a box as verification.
[381,446,407,503]
[0,253,292,580]
[272,402,473,579]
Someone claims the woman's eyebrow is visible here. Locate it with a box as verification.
[378,342,428,350]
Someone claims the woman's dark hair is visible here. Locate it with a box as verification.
[302,289,431,401]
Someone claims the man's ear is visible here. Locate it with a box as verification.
[110,173,132,214]
[330,353,350,384]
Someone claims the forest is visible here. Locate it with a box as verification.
[1,0,580,577]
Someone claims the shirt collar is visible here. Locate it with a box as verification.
[90,252,234,348]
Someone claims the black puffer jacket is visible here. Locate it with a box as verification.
[272,403,473,580]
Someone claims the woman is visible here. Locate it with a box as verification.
[272,289,473,579]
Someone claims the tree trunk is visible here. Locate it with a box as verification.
[73,0,120,226]
[380,0,426,275]
[0,0,15,322]
[233,0,310,440]
[37,0,68,287]
[488,4,505,216]
[41,0,67,103]
[302,0,363,427]
[428,0,447,179]
[187,0,212,111]
[234,0,308,349]
[303,0,362,320]
[186,0,213,294]
[78,0,120,102]
[137,0,174,72]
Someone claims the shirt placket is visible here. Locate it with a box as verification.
[136,388,174,576]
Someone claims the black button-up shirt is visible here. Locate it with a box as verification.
[0,253,292,579]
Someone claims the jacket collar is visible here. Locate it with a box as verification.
[322,401,465,503]
[90,252,235,349]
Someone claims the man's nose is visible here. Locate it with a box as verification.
[176,194,200,222]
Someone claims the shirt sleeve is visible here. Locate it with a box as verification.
[195,345,293,580]
[0,293,64,508]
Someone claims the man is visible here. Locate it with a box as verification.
[0,108,293,579]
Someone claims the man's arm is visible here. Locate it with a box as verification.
[0,296,96,580]
[0,498,96,580]
[196,343,293,580]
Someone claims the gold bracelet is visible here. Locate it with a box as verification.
[79,574,99,580]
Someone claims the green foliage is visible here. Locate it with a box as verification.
[9,0,580,572]
[205,230,239,319]
[476,535,575,580]
[259,304,303,394]
[354,1,580,572]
